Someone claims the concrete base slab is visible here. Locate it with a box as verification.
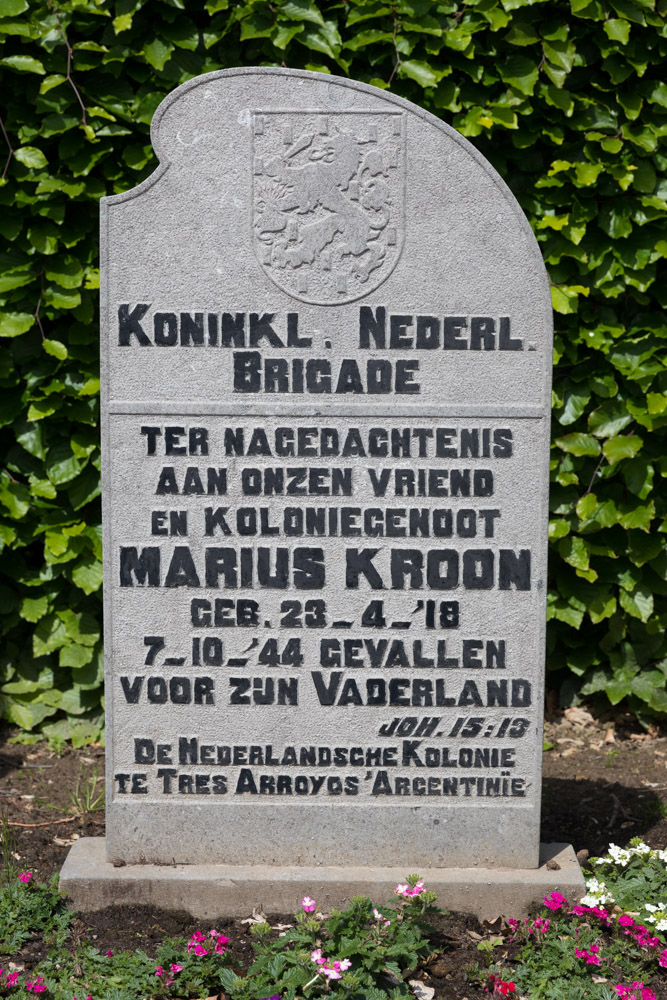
[60,839,584,921]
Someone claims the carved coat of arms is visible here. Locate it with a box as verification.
[252,110,405,305]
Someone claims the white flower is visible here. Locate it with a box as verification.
[580,878,614,907]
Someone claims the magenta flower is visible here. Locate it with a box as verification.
[213,936,229,955]
[659,950,667,968]
[395,879,425,899]
[614,984,657,1000]
[169,965,182,974]
[6,972,20,988]
[619,915,635,927]
[543,891,567,911]
[26,977,46,993]
[575,945,602,966]
[105,951,113,958]
[18,872,33,884]
[301,895,316,912]
[187,931,211,956]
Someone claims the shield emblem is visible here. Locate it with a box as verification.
[252,110,405,305]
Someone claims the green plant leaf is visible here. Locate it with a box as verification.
[14,146,48,168]
[0,311,34,337]
[0,54,45,73]
[71,556,103,595]
[602,434,642,465]
[554,433,601,456]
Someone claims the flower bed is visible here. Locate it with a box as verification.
[1,842,666,999]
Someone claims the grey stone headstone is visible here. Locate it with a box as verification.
[101,68,552,869]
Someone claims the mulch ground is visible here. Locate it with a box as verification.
[2,705,667,999]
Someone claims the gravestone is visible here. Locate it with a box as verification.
[61,67,584,918]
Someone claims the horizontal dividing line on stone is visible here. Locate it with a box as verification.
[108,402,546,418]
[256,108,403,115]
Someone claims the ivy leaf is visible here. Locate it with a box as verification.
[0,54,45,74]
[618,500,655,532]
[71,556,103,595]
[14,146,48,169]
[143,38,174,71]
[46,442,81,485]
[0,311,33,337]
[33,614,69,656]
[559,385,591,426]
[43,339,68,360]
[619,583,653,622]
[19,594,48,623]
[554,433,601,456]
[281,0,325,25]
[602,434,642,465]
[400,60,439,88]
[0,0,28,13]
[623,457,654,499]
[603,18,631,42]
[59,643,95,668]
[499,55,539,95]
[113,12,133,33]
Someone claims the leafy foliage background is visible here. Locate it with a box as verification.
[0,0,665,742]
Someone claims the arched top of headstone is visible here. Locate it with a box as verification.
[102,67,552,411]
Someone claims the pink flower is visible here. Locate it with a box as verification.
[26,977,46,993]
[155,966,164,977]
[575,946,602,966]
[614,984,657,1000]
[395,879,425,899]
[659,950,667,968]
[571,904,611,926]
[6,972,20,987]
[19,872,33,884]
[187,931,210,956]
[301,895,316,912]
[310,949,350,979]
[373,907,391,927]
[619,915,635,927]
[105,951,113,958]
[543,891,567,911]
[170,965,182,974]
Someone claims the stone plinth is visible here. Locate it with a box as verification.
[60,838,583,922]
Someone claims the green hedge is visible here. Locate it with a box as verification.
[0,0,665,743]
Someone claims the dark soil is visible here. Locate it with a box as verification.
[2,706,667,999]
